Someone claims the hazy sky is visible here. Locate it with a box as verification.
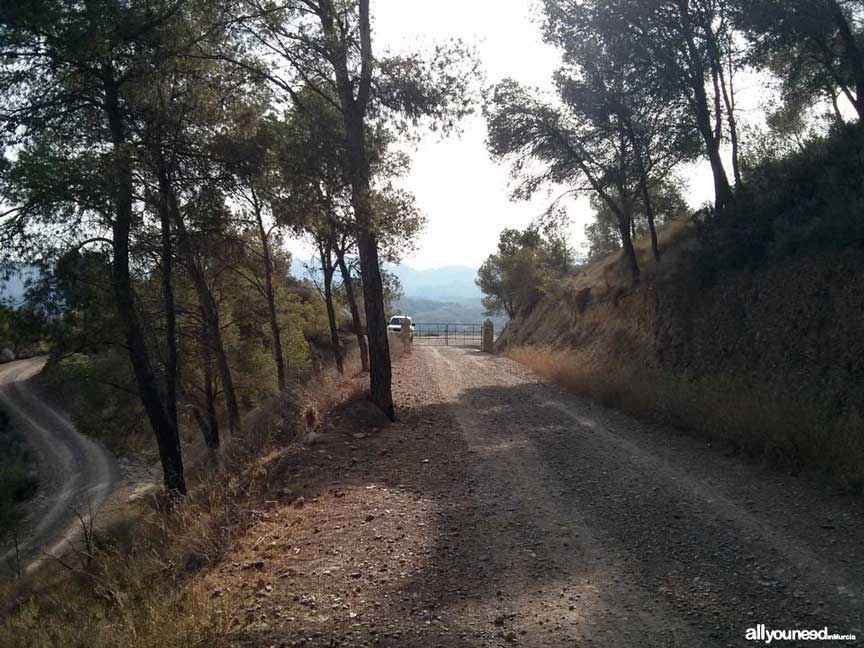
[288,0,720,271]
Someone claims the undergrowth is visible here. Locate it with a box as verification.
[0,409,37,537]
[509,346,864,489]
[0,352,370,648]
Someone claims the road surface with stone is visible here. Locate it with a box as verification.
[219,346,864,647]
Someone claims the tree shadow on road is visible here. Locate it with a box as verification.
[226,376,864,647]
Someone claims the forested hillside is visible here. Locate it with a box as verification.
[476,0,864,485]
[0,1,474,640]
[0,0,476,493]
[1,0,863,645]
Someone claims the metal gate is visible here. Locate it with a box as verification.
[412,323,483,348]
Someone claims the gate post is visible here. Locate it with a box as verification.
[482,319,494,353]
[445,324,449,346]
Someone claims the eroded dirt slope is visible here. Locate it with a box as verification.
[216,347,863,647]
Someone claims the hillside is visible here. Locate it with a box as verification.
[498,215,864,487]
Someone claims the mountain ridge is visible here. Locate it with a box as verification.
[388,264,481,302]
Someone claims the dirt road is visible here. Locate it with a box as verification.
[0,357,119,574]
[222,347,864,647]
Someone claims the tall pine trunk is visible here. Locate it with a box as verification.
[355,223,392,416]
[616,204,640,281]
[192,318,220,451]
[702,19,742,187]
[341,116,392,415]
[320,243,344,374]
[252,192,286,391]
[336,250,369,372]
[170,192,242,436]
[103,74,185,495]
[626,124,660,263]
[322,0,395,419]
[676,0,732,212]
[155,151,179,430]
[638,173,660,263]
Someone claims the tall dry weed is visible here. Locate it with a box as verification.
[0,351,371,647]
[509,346,864,488]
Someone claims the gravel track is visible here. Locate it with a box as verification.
[221,347,864,647]
[0,357,120,575]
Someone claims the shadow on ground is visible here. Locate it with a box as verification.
[224,359,864,648]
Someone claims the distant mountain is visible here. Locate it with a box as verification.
[393,296,507,329]
[388,264,481,301]
[297,261,507,327]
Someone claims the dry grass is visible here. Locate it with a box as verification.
[0,474,248,647]
[0,354,372,648]
[572,219,698,297]
[509,346,864,489]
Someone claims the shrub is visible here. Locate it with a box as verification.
[510,346,864,489]
[0,409,38,534]
[703,123,864,272]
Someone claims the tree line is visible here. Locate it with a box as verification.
[480,0,864,317]
[0,1,475,495]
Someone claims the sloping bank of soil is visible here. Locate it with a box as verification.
[497,238,864,487]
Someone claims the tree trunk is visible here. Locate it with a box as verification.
[676,0,732,211]
[252,190,286,391]
[703,17,742,186]
[319,0,395,420]
[829,0,864,121]
[192,318,220,450]
[155,152,179,431]
[336,250,369,372]
[617,211,641,282]
[103,74,185,495]
[625,120,661,263]
[320,244,344,374]
[615,190,640,282]
[723,62,742,186]
[638,173,661,263]
[355,223,392,417]
[169,192,242,436]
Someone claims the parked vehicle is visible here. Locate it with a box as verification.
[387,315,415,340]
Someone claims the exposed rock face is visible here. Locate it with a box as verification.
[0,348,14,364]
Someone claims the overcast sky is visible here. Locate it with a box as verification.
[288,0,720,271]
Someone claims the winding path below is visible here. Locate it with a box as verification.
[0,357,119,575]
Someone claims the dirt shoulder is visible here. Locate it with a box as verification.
[213,347,863,647]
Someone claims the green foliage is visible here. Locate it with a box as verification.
[477,223,576,319]
[33,250,119,354]
[0,304,47,356]
[41,351,151,456]
[735,0,864,122]
[223,280,326,405]
[704,123,864,270]
[0,408,38,533]
[584,181,689,261]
